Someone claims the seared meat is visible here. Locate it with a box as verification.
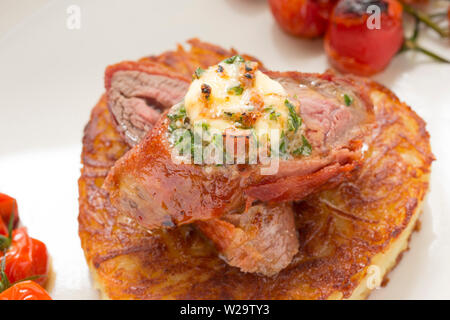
[106,61,190,145]
[244,72,373,202]
[103,61,374,276]
[197,203,299,276]
[104,127,244,228]
[104,70,374,228]
[272,72,371,152]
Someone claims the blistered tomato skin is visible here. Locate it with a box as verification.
[269,0,337,38]
[1,228,49,286]
[0,193,19,228]
[324,0,404,76]
[0,281,51,300]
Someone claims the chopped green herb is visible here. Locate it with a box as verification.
[224,55,245,64]
[269,111,281,121]
[193,130,203,159]
[202,122,210,131]
[276,131,289,159]
[174,135,184,146]
[168,122,177,133]
[285,99,301,132]
[168,105,187,133]
[293,135,312,156]
[344,94,353,106]
[173,129,195,158]
[194,67,205,79]
[264,105,280,120]
[228,85,244,95]
[279,140,286,155]
[167,105,186,121]
[212,134,223,147]
[279,134,287,154]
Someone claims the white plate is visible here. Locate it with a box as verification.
[0,0,449,300]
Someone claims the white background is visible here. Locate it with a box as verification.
[0,0,449,299]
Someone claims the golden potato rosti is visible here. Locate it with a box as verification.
[78,40,433,299]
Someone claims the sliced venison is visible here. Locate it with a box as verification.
[106,61,190,145]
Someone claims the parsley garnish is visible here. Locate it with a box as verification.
[194,67,205,79]
[269,111,281,121]
[293,135,312,156]
[167,105,187,134]
[202,122,210,131]
[174,135,184,147]
[285,99,301,132]
[167,106,186,121]
[168,122,177,133]
[264,106,280,121]
[224,55,245,64]
[174,129,195,158]
[279,131,288,157]
[167,105,186,121]
[228,85,244,95]
[344,94,353,106]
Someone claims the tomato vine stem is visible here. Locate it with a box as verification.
[401,2,449,38]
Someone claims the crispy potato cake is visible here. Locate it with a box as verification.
[78,40,433,299]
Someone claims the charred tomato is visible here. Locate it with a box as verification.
[324,0,404,76]
[270,0,338,38]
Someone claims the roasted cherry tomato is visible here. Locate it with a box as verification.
[324,0,404,76]
[0,280,51,300]
[0,193,19,228]
[0,219,7,236]
[269,0,338,38]
[1,228,49,286]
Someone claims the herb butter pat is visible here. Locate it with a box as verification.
[184,56,291,136]
[167,56,311,161]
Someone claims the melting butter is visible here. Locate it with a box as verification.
[184,57,290,137]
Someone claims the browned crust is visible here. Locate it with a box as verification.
[78,40,433,300]
[362,215,422,300]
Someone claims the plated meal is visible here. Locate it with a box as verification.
[78,39,433,299]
